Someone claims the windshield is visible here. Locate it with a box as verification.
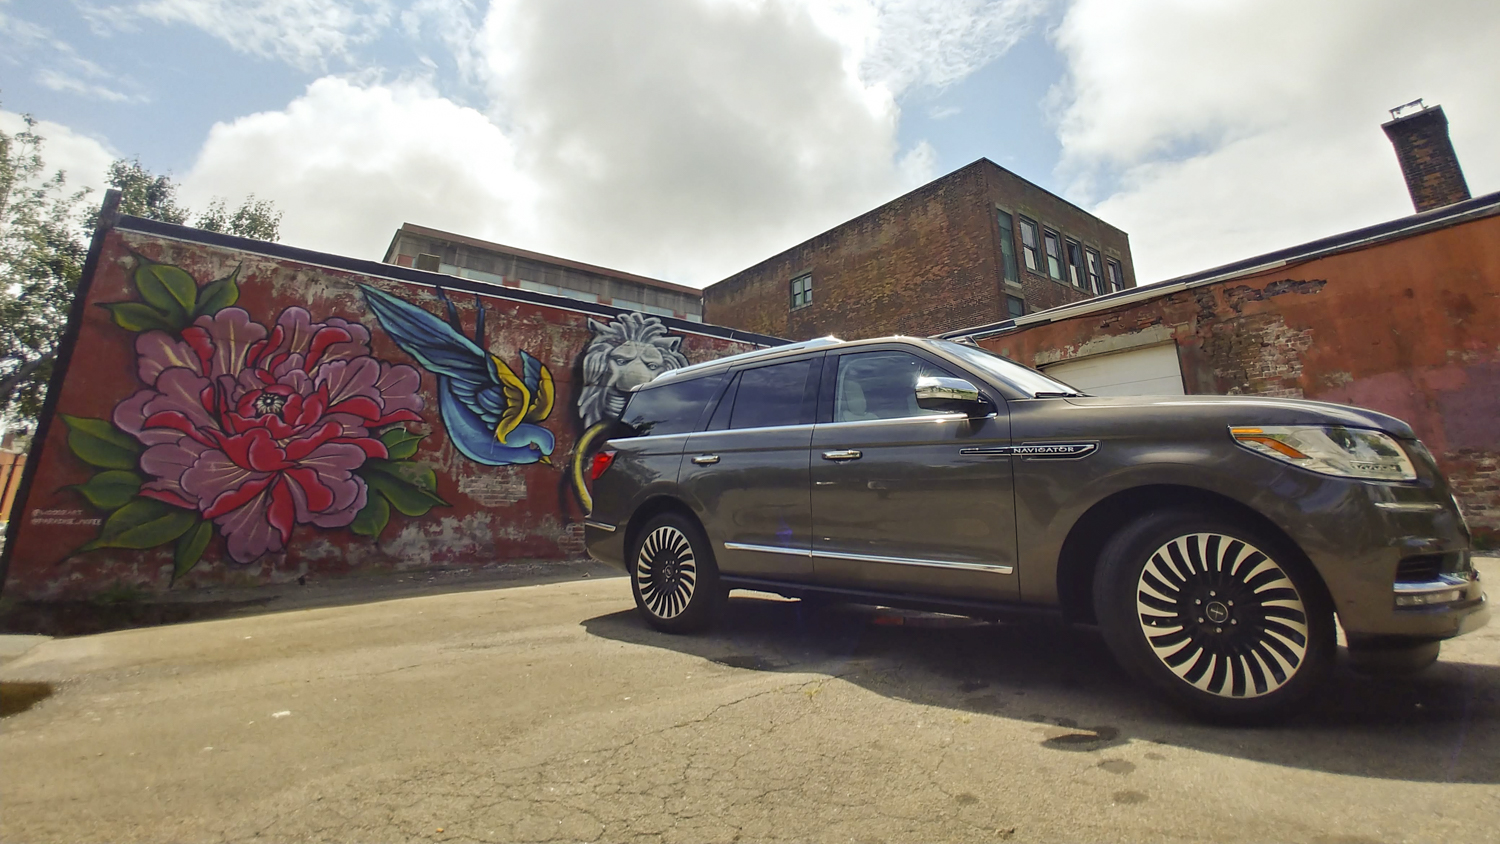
[930,339,1086,397]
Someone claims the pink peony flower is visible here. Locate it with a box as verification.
[114,307,424,563]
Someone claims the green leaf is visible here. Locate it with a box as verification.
[100,301,178,333]
[378,428,426,461]
[362,470,447,517]
[62,415,141,470]
[363,458,441,493]
[194,265,240,318]
[172,520,213,584]
[133,260,197,321]
[71,470,143,510]
[80,497,197,552]
[350,492,391,538]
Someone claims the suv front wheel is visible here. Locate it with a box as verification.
[629,512,724,633]
[1093,510,1336,723]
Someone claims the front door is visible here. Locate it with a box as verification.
[809,348,1018,601]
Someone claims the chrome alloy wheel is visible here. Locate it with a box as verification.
[1135,533,1310,699]
[635,525,698,619]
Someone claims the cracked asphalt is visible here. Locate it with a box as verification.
[3,561,1499,843]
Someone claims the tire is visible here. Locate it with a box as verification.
[629,511,723,633]
[1093,510,1336,724]
[1346,640,1441,676]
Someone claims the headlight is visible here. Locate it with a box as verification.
[1230,425,1416,482]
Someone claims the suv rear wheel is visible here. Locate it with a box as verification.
[629,512,723,633]
[1093,510,1335,723]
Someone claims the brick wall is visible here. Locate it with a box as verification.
[1382,106,1471,213]
[979,211,1500,542]
[704,159,1136,341]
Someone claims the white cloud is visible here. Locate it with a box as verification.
[0,111,117,201]
[1053,0,1500,283]
[36,69,138,103]
[102,0,394,71]
[1,3,148,104]
[180,77,537,261]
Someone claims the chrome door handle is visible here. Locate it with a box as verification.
[691,454,720,465]
[822,449,862,461]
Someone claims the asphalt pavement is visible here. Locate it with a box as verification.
[2,561,1498,843]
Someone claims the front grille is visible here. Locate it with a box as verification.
[1396,552,1470,583]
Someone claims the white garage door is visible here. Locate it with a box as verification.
[1042,343,1185,396]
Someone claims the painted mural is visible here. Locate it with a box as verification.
[0,224,769,600]
[568,313,691,511]
[56,254,447,582]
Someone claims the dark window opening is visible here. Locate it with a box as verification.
[1066,239,1085,288]
[1106,260,1125,292]
[1006,295,1025,318]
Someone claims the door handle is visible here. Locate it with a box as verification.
[691,454,720,465]
[822,449,863,461]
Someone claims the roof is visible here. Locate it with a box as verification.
[116,215,784,348]
[940,188,1500,342]
[383,223,702,298]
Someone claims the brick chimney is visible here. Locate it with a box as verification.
[1382,100,1471,213]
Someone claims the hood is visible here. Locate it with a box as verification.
[1062,394,1416,439]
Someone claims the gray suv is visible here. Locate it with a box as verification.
[583,336,1488,721]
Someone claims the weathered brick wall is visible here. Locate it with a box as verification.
[980,212,1500,541]
[704,160,1137,341]
[1382,106,1471,213]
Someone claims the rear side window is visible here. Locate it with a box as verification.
[619,374,724,437]
[730,359,813,429]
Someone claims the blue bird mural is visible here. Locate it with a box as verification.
[359,284,556,467]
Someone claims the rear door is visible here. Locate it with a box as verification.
[679,355,820,579]
[809,346,1018,600]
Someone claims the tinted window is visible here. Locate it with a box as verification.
[619,373,724,437]
[730,360,812,429]
[834,351,953,423]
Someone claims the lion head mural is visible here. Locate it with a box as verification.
[577,312,690,428]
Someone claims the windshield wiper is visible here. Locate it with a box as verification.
[1033,391,1084,398]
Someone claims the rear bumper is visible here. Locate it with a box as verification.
[584,520,628,572]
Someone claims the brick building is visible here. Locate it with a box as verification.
[702,158,1136,341]
[941,190,1500,539]
[384,223,705,322]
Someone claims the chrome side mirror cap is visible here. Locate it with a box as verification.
[915,376,986,415]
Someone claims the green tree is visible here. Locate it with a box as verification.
[104,157,189,224]
[0,116,91,422]
[196,194,282,241]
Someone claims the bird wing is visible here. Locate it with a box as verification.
[518,350,555,424]
[360,285,490,383]
[488,355,533,444]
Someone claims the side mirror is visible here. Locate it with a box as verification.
[915,376,988,416]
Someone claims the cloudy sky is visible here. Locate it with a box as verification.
[3,0,1497,288]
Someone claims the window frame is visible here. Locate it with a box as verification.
[1042,229,1064,281]
[1006,295,1025,318]
[789,273,813,310]
[1085,248,1104,295]
[1106,259,1125,292]
[722,355,821,430]
[996,210,1021,285]
[1017,216,1042,274]
[1065,239,1085,288]
[617,372,727,438]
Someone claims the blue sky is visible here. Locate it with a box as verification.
[3,0,1497,287]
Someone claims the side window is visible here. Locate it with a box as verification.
[619,373,724,437]
[729,360,813,429]
[1085,249,1104,295]
[1043,229,1064,280]
[833,351,953,423]
[1018,217,1041,273]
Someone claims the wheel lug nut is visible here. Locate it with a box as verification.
[1210,591,1217,596]
[1194,599,1202,605]
[1215,627,1222,633]
[1197,617,1204,623]
[1231,620,1237,625]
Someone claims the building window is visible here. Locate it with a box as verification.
[997,211,1020,284]
[1085,248,1104,295]
[1006,295,1025,318]
[1065,240,1085,288]
[1018,217,1041,273]
[1042,229,1064,280]
[790,273,813,309]
[1106,260,1125,292]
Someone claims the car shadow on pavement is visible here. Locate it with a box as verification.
[582,594,1500,785]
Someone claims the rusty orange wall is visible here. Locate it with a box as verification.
[982,213,1500,539]
[3,228,760,599]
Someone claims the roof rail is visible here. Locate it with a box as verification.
[654,335,843,381]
